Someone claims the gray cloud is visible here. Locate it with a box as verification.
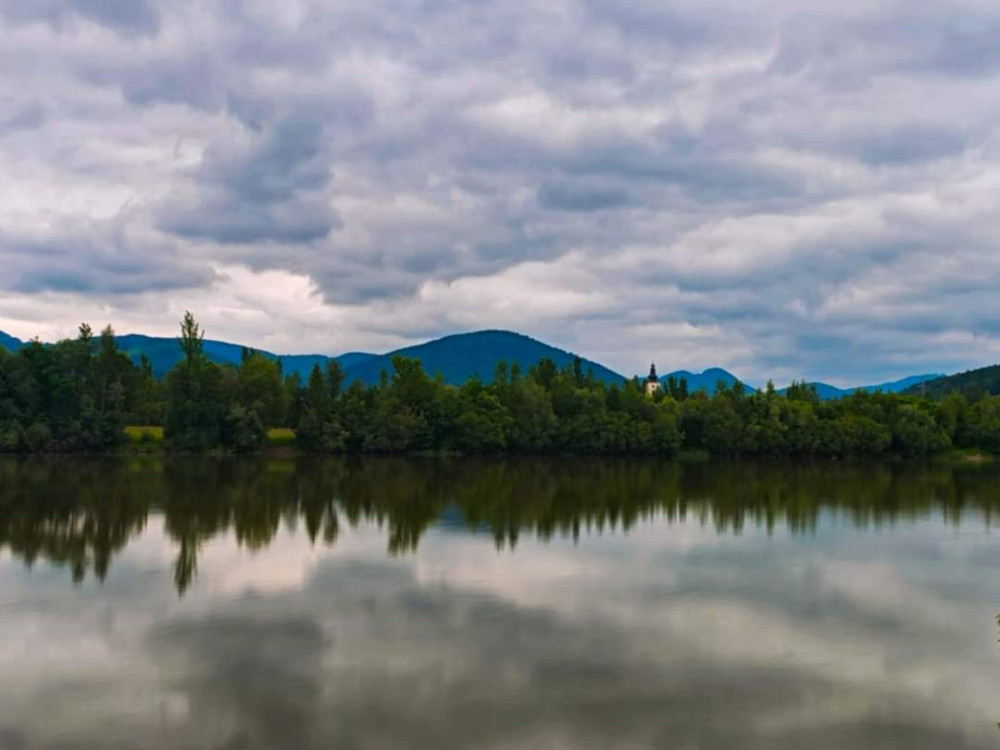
[0,0,160,36]
[0,100,45,132]
[0,223,216,295]
[2,0,1000,381]
[537,181,631,213]
[158,115,342,245]
[849,126,969,166]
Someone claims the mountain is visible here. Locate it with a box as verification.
[0,328,617,386]
[334,352,378,371]
[115,334,235,378]
[0,331,22,353]
[657,368,748,394]
[777,381,859,400]
[779,373,944,400]
[859,373,944,395]
[343,330,625,386]
[648,368,943,399]
[114,334,366,380]
[776,381,841,400]
[0,325,949,396]
[0,331,368,381]
[902,365,1000,398]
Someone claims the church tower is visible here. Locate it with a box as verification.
[645,362,662,397]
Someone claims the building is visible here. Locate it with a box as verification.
[645,363,662,397]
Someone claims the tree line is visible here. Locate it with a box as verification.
[2,313,1000,456]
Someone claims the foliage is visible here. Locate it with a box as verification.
[904,363,1000,399]
[5,313,1000,456]
[0,324,141,452]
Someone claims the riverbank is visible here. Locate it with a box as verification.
[83,427,996,462]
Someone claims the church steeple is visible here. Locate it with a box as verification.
[645,362,662,396]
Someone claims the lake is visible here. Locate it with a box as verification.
[0,456,999,748]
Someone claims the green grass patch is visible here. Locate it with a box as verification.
[266,427,296,446]
[125,425,164,444]
[125,426,297,450]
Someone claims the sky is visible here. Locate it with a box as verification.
[1,0,999,386]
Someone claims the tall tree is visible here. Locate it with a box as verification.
[164,313,226,450]
[179,311,204,366]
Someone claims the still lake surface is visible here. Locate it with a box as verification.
[1,456,999,748]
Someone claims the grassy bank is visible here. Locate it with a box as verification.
[115,425,1000,461]
[125,426,296,450]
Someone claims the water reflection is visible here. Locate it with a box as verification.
[1,457,999,748]
[2,456,999,593]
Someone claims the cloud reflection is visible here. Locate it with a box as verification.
[0,458,999,747]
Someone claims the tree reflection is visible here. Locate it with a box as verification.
[1,456,1000,594]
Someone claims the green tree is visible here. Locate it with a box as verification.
[179,310,204,365]
[235,352,283,426]
[164,313,227,450]
[296,364,346,452]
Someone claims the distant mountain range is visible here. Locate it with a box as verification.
[777,373,944,399]
[902,365,1000,398]
[343,330,624,386]
[116,334,355,380]
[0,330,365,381]
[648,368,941,399]
[0,329,622,385]
[0,331,23,353]
[0,327,959,397]
[657,367,744,393]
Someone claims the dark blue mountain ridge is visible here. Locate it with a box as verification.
[342,330,626,386]
[645,369,943,399]
[776,373,943,399]
[901,366,1000,397]
[880,373,947,392]
[0,331,372,380]
[0,328,622,385]
[334,352,380,371]
[113,334,373,380]
[653,368,748,394]
[0,331,22,353]
[0,327,950,395]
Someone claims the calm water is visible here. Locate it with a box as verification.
[1,457,999,749]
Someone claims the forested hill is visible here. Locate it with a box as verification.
[113,334,369,380]
[0,331,368,380]
[903,365,1000,398]
[649,369,943,399]
[5,316,1000,458]
[342,330,626,385]
[659,368,744,394]
[0,328,621,385]
[777,373,943,400]
[0,326,951,393]
[0,332,21,353]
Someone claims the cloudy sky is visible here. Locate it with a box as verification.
[1,0,999,385]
